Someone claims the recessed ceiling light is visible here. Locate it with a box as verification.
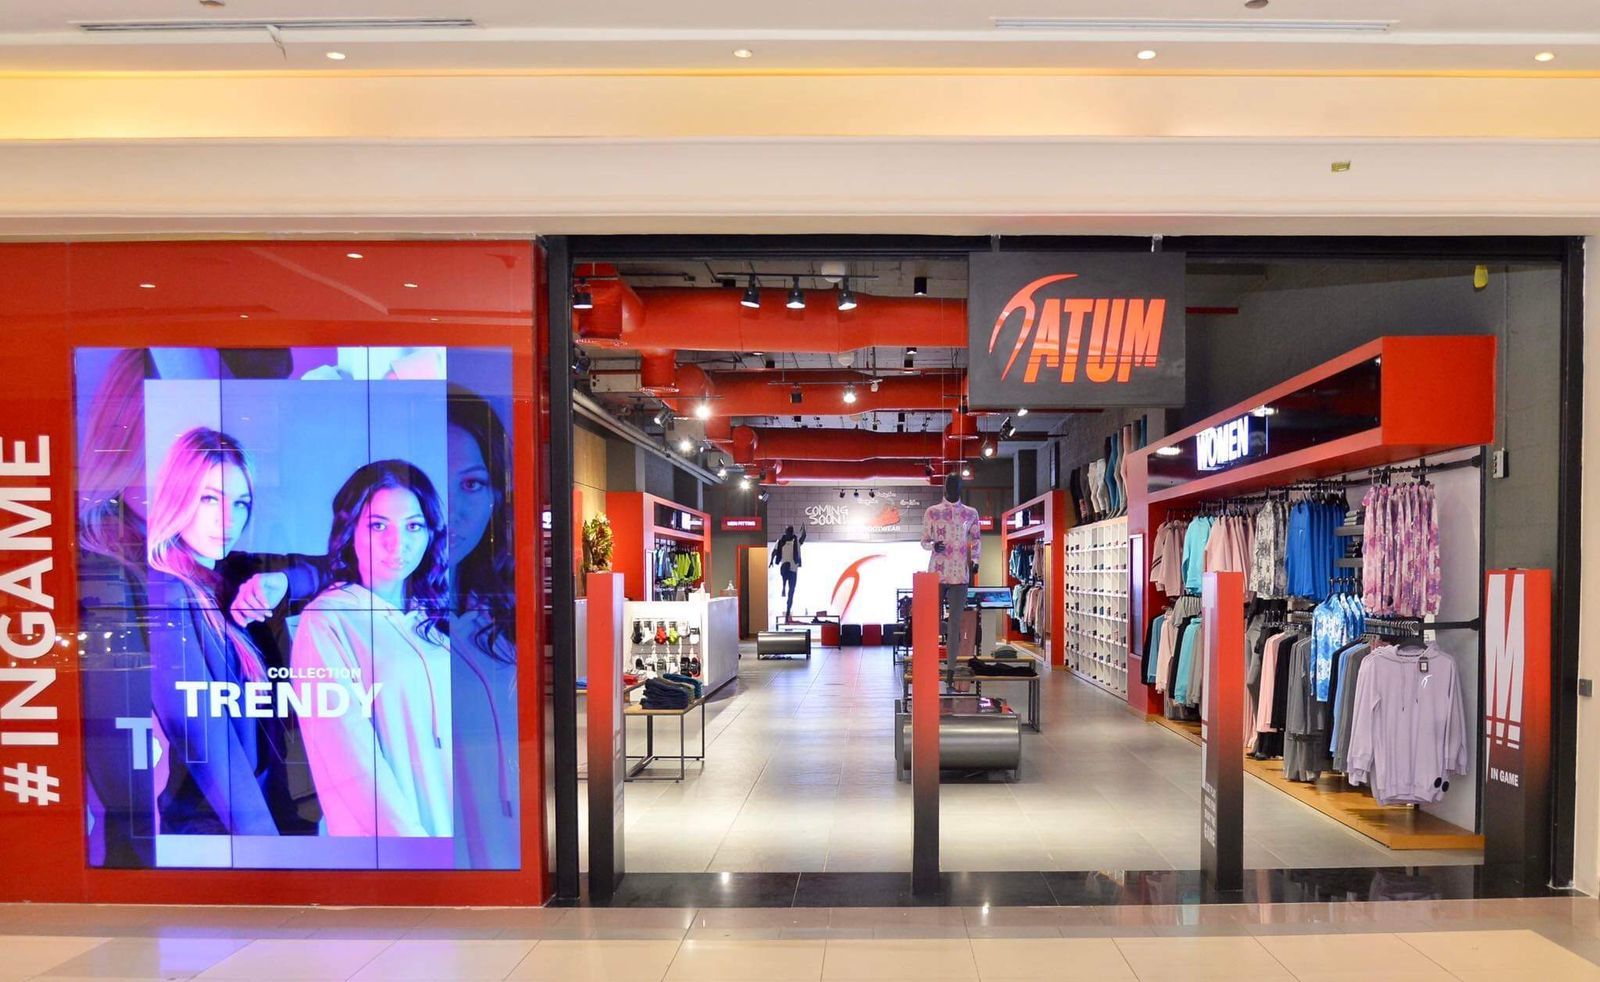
[239,313,249,319]
[1534,51,1556,62]
[403,282,418,289]
[1137,49,1157,60]
[733,48,753,59]
[325,51,346,61]
[1331,160,1352,173]
[1155,446,1184,457]
[346,252,363,259]
[138,282,156,289]
[1244,0,1269,8]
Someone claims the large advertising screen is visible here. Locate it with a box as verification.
[74,346,519,871]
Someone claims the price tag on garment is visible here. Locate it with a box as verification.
[1419,657,1430,674]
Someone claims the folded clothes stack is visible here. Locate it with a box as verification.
[966,657,1038,678]
[641,677,694,710]
[660,672,703,699]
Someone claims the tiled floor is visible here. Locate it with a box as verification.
[3,898,1599,980]
[590,645,1481,874]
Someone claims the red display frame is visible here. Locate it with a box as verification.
[1126,334,1497,714]
[1000,490,1068,666]
[0,241,550,906]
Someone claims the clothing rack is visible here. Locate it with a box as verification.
[1369,454,1482,485]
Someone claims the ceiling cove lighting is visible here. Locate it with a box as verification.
[694,401,712,420]
[992,17,1391,33]
[842,384,858,405]
[1155,445,1184,457]
[837,278,858,312]
[786,277,806,310]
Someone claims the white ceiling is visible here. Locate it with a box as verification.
[4,1,1600,72]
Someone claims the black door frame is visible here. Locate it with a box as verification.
[543,233,1585,899]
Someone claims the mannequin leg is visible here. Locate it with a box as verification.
[942,583,969,679]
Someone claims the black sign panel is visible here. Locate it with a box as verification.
[968,252,1186,409]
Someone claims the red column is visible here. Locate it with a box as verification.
[586,572,625,900]
[911,570,941,893]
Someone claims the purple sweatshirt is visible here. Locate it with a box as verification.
[1344,644,1468,806]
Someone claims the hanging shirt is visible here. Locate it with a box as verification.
[1345,644,1469,805]
[920,500,982,585]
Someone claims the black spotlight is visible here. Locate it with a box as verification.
[786,277,806,310]
[839,489,846,499]
[764,355,777,370]
[837,277,857,312]
[741,276,760,309]
[853,489,860,499]
[913,276,928,296]
[572,280,594,310]
[790,385,803,405]
[868,489,876,499]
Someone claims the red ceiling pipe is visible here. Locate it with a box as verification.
[576,286,966,353]
[729,426,943,463]
[639,350,679,394]
[664,364,965,417]
[761,459,942,484]
[572,264,643,345]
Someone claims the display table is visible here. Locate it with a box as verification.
[624,698,707,782]
[623,596,740,695]
[901,655,1044,732]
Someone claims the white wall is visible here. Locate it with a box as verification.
[1576,237,1600,896]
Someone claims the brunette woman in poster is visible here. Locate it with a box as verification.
[146,427,281,835]
[292,461,455,838]
[444,387,519,868]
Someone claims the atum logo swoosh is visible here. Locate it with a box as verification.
[831,555,885,620]
[989,273,1168,385]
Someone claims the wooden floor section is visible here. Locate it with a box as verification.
[1148,714,1484,852]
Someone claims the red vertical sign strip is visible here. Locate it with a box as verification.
[586,572,626,900]
[910,570,941,893]
[0,245,81,901]
[1200,570,1244,895]
[1483,569,1552,882]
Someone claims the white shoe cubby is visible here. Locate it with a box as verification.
[1063,515,1129,698]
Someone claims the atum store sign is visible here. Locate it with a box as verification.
[967,251,1186,410]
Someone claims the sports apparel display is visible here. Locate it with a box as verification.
[920,499,982,585]
[1361,477,1442,618]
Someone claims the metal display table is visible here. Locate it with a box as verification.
[894,694,1023,781]
[901,657,1043,732]
[623,698,707,782]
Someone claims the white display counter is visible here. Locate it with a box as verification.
[622,596,740,695]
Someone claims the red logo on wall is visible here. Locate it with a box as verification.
[967,252,1185,410]
[830,555,885,620]
[990,274,1168,386]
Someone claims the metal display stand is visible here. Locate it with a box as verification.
[624,699,708,782]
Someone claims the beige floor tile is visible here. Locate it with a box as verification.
[822,939,978,980]
[666,939,826,980]
[195,939,393,980]
[1397,929,1600,976]
[1286,970,1456,982]
[968,938,1135,979]
[36,937,249,979]
[1111,936,1292,981]
[349,939,537,980]
[1256,933,1443,974]
[505,939,681,981]
[0,936,110,977]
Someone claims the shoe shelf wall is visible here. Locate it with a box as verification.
[1064,515,1129,698]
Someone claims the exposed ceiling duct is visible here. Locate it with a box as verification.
[761,459,940,485]
[663,364,965,417]
[575,275,966,354]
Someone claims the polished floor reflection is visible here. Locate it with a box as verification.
[587,645,1481,874]
[3,898,1599,980]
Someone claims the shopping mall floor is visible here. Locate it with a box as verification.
[588,644,1482,875]
[3,898,1600,980]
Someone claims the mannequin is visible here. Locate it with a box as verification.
[920,471,982,679]
[770,525,806,620]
